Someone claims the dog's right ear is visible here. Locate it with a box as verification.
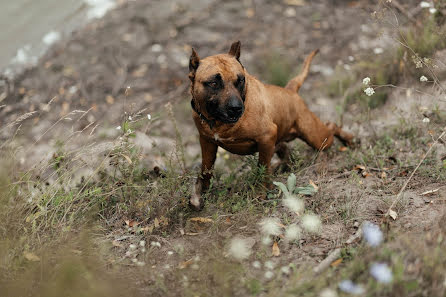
[189,48,200,81]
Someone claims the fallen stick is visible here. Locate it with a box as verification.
[313,227,363,274]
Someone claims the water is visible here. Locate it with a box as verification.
[0,0,116,76]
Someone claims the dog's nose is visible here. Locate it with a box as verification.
[226,97,243,117]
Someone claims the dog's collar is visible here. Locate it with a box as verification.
[191,100,216,129]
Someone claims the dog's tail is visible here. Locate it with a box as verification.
[285,49,319,93]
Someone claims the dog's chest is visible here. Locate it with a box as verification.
[207,131,257,155]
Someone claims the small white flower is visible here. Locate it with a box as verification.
[139,240,146,247]
[252,261,261,269]
[259,217,282,236]
[141,247,146,253]
[261,236,273,246]
[430,7,437,14]
[301,214,322,234]
[147,114,152,120]
[264,260,275,270]
[420,75,428,82]
[283,196,304,213]
[285,224,302,241]
[151,44,163,52]
[116,126,121,130]
[167,251,174,256]
[370,262,393,284]
[364,87,375,96]
[281,265,291,275]
[362,221,383,247]
[319,288,338,297]
[373,47,384,54]
[422,117,430,123]
[264,271,274,279]
[128,116,132,121]
[129,244,137,251]
[127,129,133,133]
[420,1,431,8]
[338,280,365,295]
[228,237,252,260]
[362,77,371,85]
[131,258,138,263]
[136,261,145,266]
[150,241,161,248]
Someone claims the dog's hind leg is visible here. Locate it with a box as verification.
[272,142,291,173]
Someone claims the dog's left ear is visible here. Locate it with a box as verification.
[228,41,241,61]
[189,48,200,81]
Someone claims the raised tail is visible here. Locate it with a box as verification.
[285,49,319,93]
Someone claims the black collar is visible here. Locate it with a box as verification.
[191,100,216,129]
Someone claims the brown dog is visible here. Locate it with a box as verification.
[189,41,353,210]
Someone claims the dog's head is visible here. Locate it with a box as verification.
[189,41,246,124]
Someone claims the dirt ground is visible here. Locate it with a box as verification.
[1,0,446,296]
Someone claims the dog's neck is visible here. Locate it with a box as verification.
[191,99,216,129]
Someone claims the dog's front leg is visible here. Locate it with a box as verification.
[257,131,277,191]
[190,135,218,210]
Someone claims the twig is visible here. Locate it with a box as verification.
[313,226,363,274]
[385,128,446,218]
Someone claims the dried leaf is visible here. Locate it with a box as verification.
[24,251,40,262]
[179,259,194,269]
[389,209,398,220]
[125,220,140,227]
[106,95,114,104]
[154,218,160,228]
[380,171,387,179]
[141,225,154,234]
[112,240,123,247]
[331,258,343,267]
[339,146,348,152]
[122,154,132,164]
[354,165,366,171]
[272,242,280,257]
[189,217,213,223]
[309,179,319,191]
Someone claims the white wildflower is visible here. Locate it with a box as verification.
[128,116,132,121]
[116,126,121,130]
[259,217,282,236]
[370,262,393,284]
[420,75,428,82]
[301,214,322,234]
[283,196,304,213]
[131,258,138,263]
[338,280,365,295]
[228,237,252,260]
[167,251,174,256]
[364,87,375,96]
[373,47,384,54]
[151,241,161,248]
[147,114,152,120]
[362,77,371,85]
[429,7,437,14]
[129,244,137,250]
[285,224,302,241]
[281,265,291,275]
[141,247,146,253]
[261,236,273,246]
[422,117,430,123]
[151,44,163,52]
[319,288,338,297]
[264,271,274,279]
[264,260,275,270]
[362,221,383,247]
[139,240,146,247]
[420,1,431,8]
[127,129,133,133]
[252,261,261,269]
[136,261,145,266]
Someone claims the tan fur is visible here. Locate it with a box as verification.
[189,42,353,210]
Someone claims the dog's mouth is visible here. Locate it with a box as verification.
[214,108,244,124]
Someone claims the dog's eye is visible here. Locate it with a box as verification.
[236,76,245,87]
[206,81,219,89]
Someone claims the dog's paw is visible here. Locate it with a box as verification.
[189,182,203,211]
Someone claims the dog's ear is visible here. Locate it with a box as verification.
[228,41,241,60]
[189,48,200,81]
